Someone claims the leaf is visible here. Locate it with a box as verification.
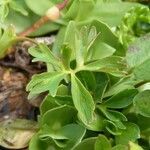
[71,74,95,125]
[133,90,150,118]
[0,4,9,21]
[104,89,138,109]
[94,135,111,150]
[112,145,128,150]
[93,72,109,102]
[89,20,121,55]
[61,44,72,70]
[40,95,59,116]
[0,119,38,149]
[115,122,140,145]
[42,105,77,129]
[28,43,61,67]
[99,106,127,122]
[83,56,127,77]
[84,113,104,132]
[76,71,96,92]
[40,124,85,149]
[29,133,54,150]
[0,26,16,58]
[128,141,144,150]
[78,1,140,27]
[126,33,150,68]
[126,34,150,81]
[73,137,97,150]
[25,0,54,16]
[10,0,28,16]
[87,42,116,61]
[27,72,66,97]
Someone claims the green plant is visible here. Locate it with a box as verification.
[26,19,150,149]
[0,0,150,150]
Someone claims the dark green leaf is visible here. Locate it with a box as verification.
[104,89,138,109]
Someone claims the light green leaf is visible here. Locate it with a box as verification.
[71,74,95,125]
[95,135,111,150]
[75,0,137,26]
[84,113,104,131]
[128,141,144,150]
[25,0,54,16]
[29,133,54,150]
[133,90,150,118]
[39,123,85,149]
[105,120,121,135]
[112,145,128,150]
[0,4,9,21]
[126,33,150,68]
[29,43,61,67]
[10,0,28,16]
[40,95,59,116]
[27,72,66,97]
[0,26,16,58]
[61,44,72,70]
[87,42,116,61]
[42,105,77,129]
[73,137,97,150]
[83,56,127,77]
[104,89,138,108]
[115,122,140,145]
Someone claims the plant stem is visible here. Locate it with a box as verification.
[19,0,69,37]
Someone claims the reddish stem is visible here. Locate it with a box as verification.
[19,0,68,37]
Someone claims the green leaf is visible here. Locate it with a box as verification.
[0,4,9,21]
[25,0,54,16]
[99,106,127,122]
[105,121,121,135]
[61,44,72,70]
[89,20,121,55]
[42,105,77,129]
[29,133,53,150]
[10,0,28,16]
[104,89,138,108]
[133,90,150,118]
[115,122,140,145]
[77,0,138,27]
[126,30,150,69]
[71,74,95,125]
[93,72,109,102]
[128,141,144,150]
[94,135,111,150]
[73,137,97,150]
[83,56,127,77]
[112,145,128,150]
[0,26,16,58]
[40,95,60,116]
[28,43,61,67]
[76,71,96,92]
[27,72,66,97]
[87,42,116,61]
[84,113,104,131]
[39,123,85,149]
